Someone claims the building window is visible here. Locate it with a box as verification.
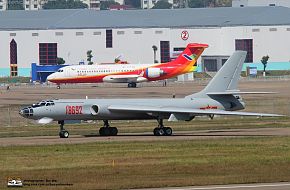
[173,47,185,51]
[55,32,63,36]
[204,59,217,72]
[10,39,18,77]
[160,41,170,63]
[117,31,125,35]
[32,33,39,36]
[134,31,142,34]
[76,32,84,36]
[252,28,260,32]
[106,29,112,48]
[93,31,101,35]
[39,43,57,65]
[235,39,253,63]
[269,28,277,32]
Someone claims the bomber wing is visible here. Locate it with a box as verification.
[108,104,283,119]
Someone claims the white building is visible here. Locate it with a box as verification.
[1,6,290,77]
[232,0,290,7]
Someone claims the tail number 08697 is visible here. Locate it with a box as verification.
[66,105,83,115]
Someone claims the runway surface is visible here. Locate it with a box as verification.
[1,127,290,146]
[135,182,290,190]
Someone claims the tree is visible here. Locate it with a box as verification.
[188,0,231,8]
[124,0,141,8]
[152,45,158,63]
[188,0,207,8]
[261,55,269,74]
[87,50,93,65]
[57,57,66,65]
[43,0,88,9]
[152,0,172,9]
[100,1,120,10]
[7,0,24,10]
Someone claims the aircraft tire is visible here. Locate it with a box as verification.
[99,127,104,136]
[128,83,132,88]
[158,128,165,136]
[110,127,118,136]
[164,127,172,136]
[153,128,160,136]
[153,128,166,136]
[59,130,69,138]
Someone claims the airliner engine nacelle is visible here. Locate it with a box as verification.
[145,68,165,78]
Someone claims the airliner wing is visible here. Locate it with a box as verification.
[108,105,283,117]
[103,75,139,82]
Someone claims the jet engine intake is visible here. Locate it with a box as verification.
[90,105,99,115]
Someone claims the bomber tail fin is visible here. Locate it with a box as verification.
[171,43,208,72]
[187,51,247,98]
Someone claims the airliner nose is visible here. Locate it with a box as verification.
[47,73,55,81]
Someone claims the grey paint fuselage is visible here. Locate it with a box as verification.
[26,96,244,121]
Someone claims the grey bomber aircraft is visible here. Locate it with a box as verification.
[19,51,282,138]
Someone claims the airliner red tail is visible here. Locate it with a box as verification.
[155,43,208,77]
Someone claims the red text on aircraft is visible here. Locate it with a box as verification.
[200,105,218,110]
[66,105,83,115]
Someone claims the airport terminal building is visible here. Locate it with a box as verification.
[1,6,290,77]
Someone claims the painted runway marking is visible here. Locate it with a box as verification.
[171,183,290,190]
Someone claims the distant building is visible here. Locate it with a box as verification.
[0,0,124,11]
[232,0,290,7]
[1,7,290,77]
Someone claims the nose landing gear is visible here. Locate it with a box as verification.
[58,120,69,138]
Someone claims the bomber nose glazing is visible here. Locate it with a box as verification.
[19,107,33,117]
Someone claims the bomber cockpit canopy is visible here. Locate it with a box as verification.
[32,100,55,108]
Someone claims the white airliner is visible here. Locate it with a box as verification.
[47,43,208,87]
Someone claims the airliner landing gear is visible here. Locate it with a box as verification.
[99,120,118,136]
[57,85,61,89]
[58,120,69,138]
[128,82,137,88]
[153,118,172,136]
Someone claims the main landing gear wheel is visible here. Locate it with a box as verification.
[59,130,69,138]
[58,120,69,138]
[57,85,61,89]
[153,127,172,136]
[153,118,173,136]
[99,120,118,136]
[128,82,137,88]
